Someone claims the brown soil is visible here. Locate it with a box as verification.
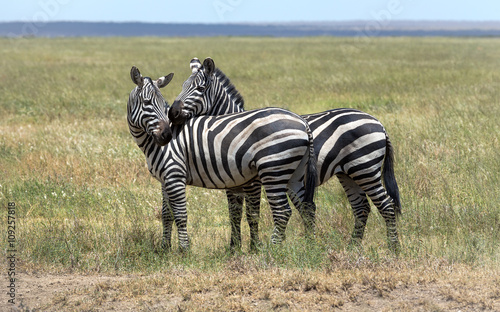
[5,263,499,312]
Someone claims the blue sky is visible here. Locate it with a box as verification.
[1,0,498,23]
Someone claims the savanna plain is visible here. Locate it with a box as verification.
[1,36,499,311]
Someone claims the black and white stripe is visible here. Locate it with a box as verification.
[128,66,317,251]
[171,57,401,251]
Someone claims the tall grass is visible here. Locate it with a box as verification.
[1,36,499,273]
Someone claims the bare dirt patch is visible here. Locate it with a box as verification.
[6,261,499,312]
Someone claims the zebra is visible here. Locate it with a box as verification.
[127,66,317,251]
[170,57,402,252]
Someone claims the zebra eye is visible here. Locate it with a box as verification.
[196,85,206,92]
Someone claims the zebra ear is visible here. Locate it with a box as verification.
[203,57,215,77]
[157,73,174,88]
[130,66,144,87]
[190,58,202,73]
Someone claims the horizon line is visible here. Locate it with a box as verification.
[1,19,500,25]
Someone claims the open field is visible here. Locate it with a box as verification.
[1,36,499,311]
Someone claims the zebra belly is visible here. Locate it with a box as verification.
[186,163,258,189]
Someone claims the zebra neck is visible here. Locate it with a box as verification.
[134,134,167,176]
[210,96,245,115]
[209,71,245,115]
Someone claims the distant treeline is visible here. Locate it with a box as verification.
[1,21,500,38]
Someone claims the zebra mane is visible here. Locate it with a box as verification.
[213,67,245,111]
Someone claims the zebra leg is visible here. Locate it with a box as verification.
[349,173,401,253]
[365,186,400,253]
[287,184,316,238]
[226,190,243,251]
[161,186,174,250]
[337,173,371,248]
[263,186,292,244]
[166,180,190,252]
[242,182,262,252]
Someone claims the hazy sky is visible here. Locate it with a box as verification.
[1,0,498,24]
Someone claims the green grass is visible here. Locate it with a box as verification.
[1,36,499,275]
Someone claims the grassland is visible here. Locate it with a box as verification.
[1,36,499,311]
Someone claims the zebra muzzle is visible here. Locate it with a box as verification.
[152,119,172,146]
[169,100,188,125]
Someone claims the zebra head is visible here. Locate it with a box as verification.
[127,66,174,146]
[170,57,245,125]
[168,56,222,125]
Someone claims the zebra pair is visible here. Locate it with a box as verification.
[127,58,401,252]
[128,66,317,251]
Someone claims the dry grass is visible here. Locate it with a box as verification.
[16,256,500,311]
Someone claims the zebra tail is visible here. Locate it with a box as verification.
[383,135,401,216]
[304,128,318,204]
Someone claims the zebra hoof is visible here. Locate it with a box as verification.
[178,240,190,254]
[229,243,242,254]
[161,239,172,251]
[249,240,263,253]
[271,233,286,245]
[179,247,190,255]
[388,240,401,256]
[304,226,316,240]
